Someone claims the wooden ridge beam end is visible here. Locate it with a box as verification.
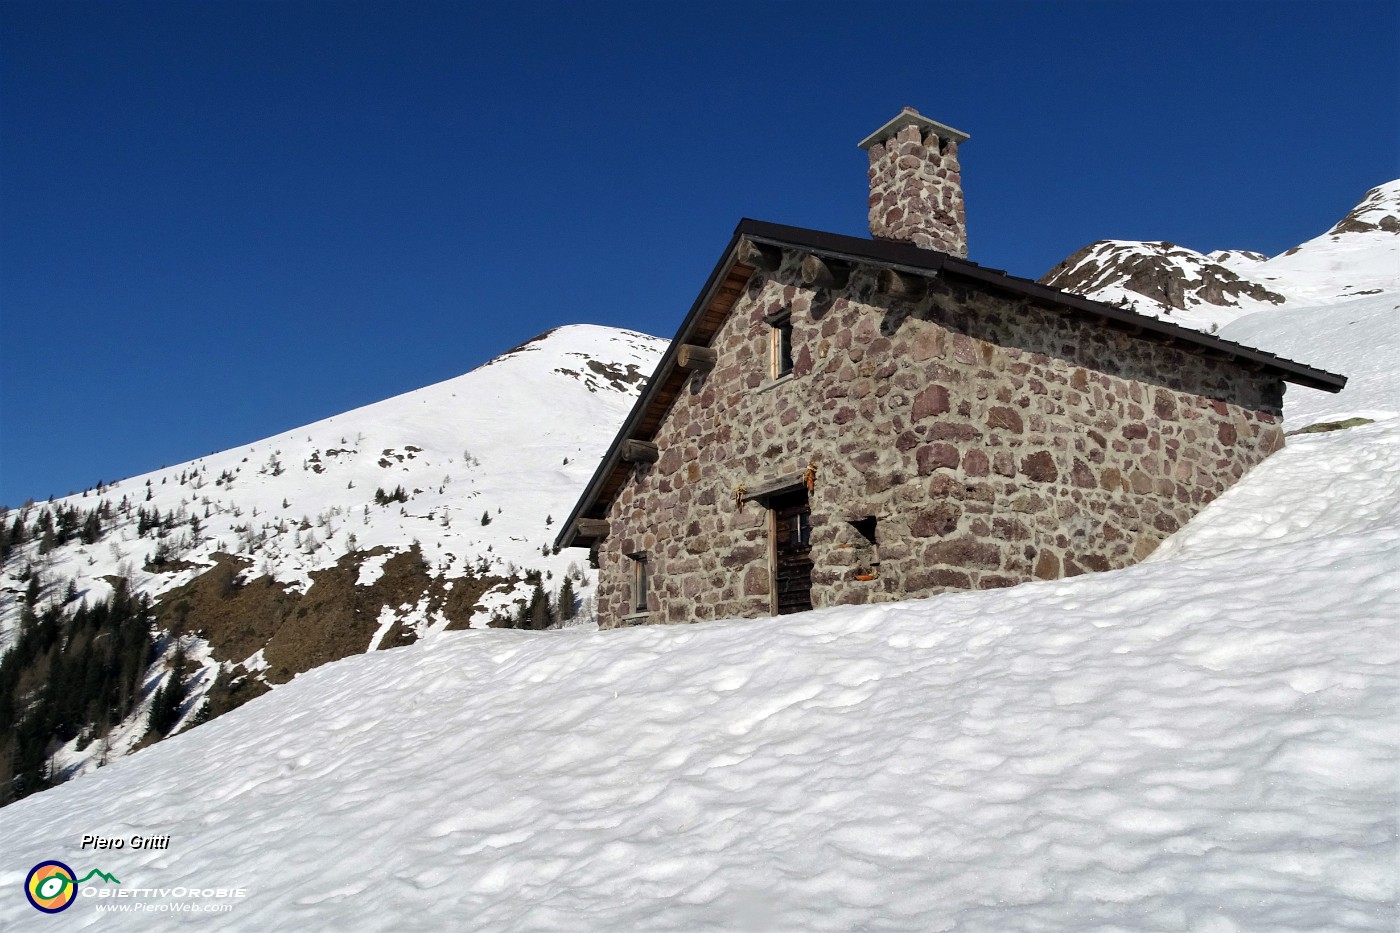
[875,268,929,300]
[574,518,610,540]
[620,439,660,464]
[677,344,718,371]
[737,238,782,272]
[799,254,851,290]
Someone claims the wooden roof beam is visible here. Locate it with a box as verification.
[677,344,717,371]
[800,253,851,290]
[574,518,610,540]
[620,440,659,464]
[737,238,782,271]
[875,268,930,300]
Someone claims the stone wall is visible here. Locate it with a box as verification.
[865,121,967,257]
[596,256,1284,628]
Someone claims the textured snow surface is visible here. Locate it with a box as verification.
[2,427,1396,930]
[5,189,1399,931]
[1221,293,1400,430]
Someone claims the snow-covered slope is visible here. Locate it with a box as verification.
[5,177,1394,924]
[5,324,663,610]
[2,199,1397,930]
[1041,180,1400,331]
[1223,292,1399,431]
[1,317,1395,930]
[0,324,666,778]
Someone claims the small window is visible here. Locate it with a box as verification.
[791,509,811,547]
[850,516,877,546]
[771,318,793,378]
[849,516,879,580]
[628,553,649,613]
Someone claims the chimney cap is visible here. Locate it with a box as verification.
[858,108,969,151]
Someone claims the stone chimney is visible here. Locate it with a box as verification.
[859,107,970,257]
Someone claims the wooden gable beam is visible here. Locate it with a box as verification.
[875,268,929,300]
[620,439,660,464]
[737,238,782,271]
[799,254,851,290]
[574,518,610,540]
[677,344,717,371]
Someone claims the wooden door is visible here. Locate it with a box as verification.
[771,489,813,615]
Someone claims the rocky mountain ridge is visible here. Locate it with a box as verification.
[1040,179,1400,331]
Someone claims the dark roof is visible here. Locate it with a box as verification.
[556,218,1348,549]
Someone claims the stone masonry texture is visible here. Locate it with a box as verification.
[595,257,1284,628]
[867,121,968,257]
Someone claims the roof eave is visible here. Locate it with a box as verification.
[555,228,748,549]
[939,258,1348,392]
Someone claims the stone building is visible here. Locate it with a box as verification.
[557,108,1345,629]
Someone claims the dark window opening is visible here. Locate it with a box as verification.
[791,508,811,548]
[850,516,877,546]
[849,516,879,580]
[773,319,794,378]
[628,553,648,613]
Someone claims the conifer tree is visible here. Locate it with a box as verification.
[81,509,102,544]
[557,577,576,622]
[148,649,187,738]
[147,679,172,735]
[528,583,551,630]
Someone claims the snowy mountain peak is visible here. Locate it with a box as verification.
[1041,180,1400,331]
[485,324,658,395]
[1040,239,1286,324]
[1319,178,1400,238]
[1205,248,1268,265]
[0,322,666,789]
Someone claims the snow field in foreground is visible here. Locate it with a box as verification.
[1,418,1395,931]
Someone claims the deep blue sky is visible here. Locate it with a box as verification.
[2,1,1396,505]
